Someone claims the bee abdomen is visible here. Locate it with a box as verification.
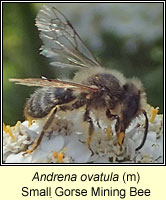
[24,87,75,119]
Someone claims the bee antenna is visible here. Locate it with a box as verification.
[135,110,149,151]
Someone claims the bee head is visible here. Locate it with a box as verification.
[122,78,146,129]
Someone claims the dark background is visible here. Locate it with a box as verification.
[3,3,163,125]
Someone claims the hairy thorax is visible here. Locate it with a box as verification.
[78,71,125,110]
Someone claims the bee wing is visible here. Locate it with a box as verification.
[36,4,101,69]
[9,77,98,93]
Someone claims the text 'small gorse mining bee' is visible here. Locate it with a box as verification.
[10,4,149,154]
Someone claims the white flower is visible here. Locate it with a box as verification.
[3,106,163,163]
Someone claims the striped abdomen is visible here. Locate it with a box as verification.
[24,87,76,119]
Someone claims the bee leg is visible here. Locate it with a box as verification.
[115,117,121,133]
[83,109,94,154]
[96,120,101,128]
[105,109,124,145]
[25,106,58,154]
[106,109,120,141]
[106,109,124,146]
[25,101,86,155]
[117,122,125,146]
[135,110,149,151]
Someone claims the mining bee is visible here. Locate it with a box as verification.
[9,4,149,154]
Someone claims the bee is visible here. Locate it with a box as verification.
[9,4,149,154]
